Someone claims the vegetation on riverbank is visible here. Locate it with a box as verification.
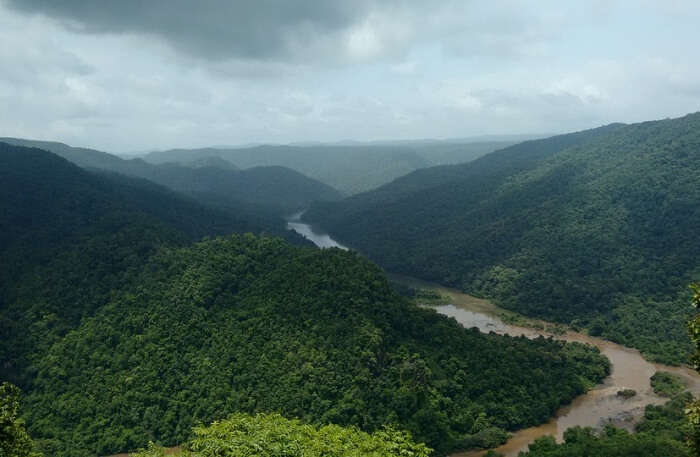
[518,393,694,457]
[306,114,700,365]
[651,372,687,397]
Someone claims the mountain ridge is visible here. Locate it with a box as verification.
[304,113,700,364]
[0,137,342,216]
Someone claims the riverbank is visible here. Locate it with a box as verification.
[401,279,700,457]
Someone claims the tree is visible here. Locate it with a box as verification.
[132,412,432,457]
[0,382,41,457]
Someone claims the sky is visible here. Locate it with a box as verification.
[1,0,699,152]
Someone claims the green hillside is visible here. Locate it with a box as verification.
[24,236,608,457]
[305,113,700,364]
[0,138,342,215]
[0,142,296,387]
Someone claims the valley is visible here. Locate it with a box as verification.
[2,4,699,457]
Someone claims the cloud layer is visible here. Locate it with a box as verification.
[1,0,700,151]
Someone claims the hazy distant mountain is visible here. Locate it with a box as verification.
[0,137,341,215]
[143,140,519,194]
[305,113,700,364]
[179,155,239,170]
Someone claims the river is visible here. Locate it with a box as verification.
[287,212,349,250]
[288,219,700,457]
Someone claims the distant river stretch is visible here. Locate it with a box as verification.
[286,212,348,250]
[287,217,700,457]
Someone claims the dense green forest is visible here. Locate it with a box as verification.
[143,140,518,194]
[0,138,342,215]
[1,142,609,457]
[305,113,700,364]
[23,235,608,456]
[0,142,305,387]
[133,413,431,457]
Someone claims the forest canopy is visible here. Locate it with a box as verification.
[133,413,431,457]
[21,235,608,457]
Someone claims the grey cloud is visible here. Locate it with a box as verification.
[4,0,375,61]
[2,0,572,66]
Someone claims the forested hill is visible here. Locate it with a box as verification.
[23,235,608,457]
[304,113,700,364]
[143,141,516,194]
[0,142,298,387]
[0,137,342,215]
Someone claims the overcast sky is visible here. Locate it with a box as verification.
[1,0,699,152]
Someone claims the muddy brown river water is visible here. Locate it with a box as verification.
[432,287,700,457]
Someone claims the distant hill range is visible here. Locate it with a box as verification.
[305,113,700,364]
[141,138,533,194]
[0,137,342,216]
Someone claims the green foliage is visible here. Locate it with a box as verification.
[0,383,41,457]
[519,394,693,457]
[686,283,700,454]
[134,412,431,457]
[651,372,686,397]
[690,283,700,369]
[616,389,636,399]
[306,114,700,364]
[22,235,608,457]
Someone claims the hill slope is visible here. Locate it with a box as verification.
[24,235,608,457]
[0,138,342,215]
[305,113,700,364]
[0,142,295,387]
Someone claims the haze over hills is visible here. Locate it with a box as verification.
[0,137,342,216]
[305,113,700,365]
[143,140,519,195]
